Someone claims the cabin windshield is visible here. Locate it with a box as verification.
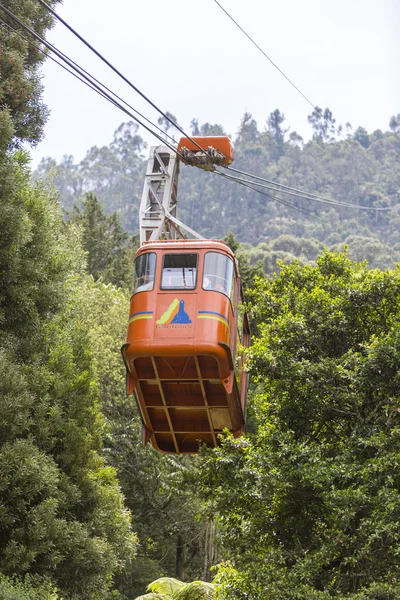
[132,252,156,293]
[161,254,198,289]
[203,252,234,296]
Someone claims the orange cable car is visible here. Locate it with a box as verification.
[121,239,250,454]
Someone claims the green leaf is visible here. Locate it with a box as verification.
[147,578,186,595]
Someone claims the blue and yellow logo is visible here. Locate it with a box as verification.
[157,299,192,325]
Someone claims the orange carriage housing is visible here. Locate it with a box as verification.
[121,238,250,454]
[178,136,234,167]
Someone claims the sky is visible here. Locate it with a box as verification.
[30,0,400,167]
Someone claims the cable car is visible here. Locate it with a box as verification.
[121,238,250,454]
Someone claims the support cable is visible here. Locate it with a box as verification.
[221,166,393,211]
[0,4,388,221]
[36,0,212,157]
[0,18,124,110]
[213,0,382,173]
[0,3,180,156]
[214,170,321,220]
[214,0,315,114]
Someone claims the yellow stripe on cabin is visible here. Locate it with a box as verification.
[129,315,153,323]
[198,314,229,327]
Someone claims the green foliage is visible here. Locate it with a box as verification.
[0,152,71,360]
[197,251,400,598]
[134,595,166,600]
[147,578,185,595]
[110,445,210,597]
[71,275,210,597]
[174,582,216,600]
[35,113,400,265]
[31,109,400,597]
[34,121,146,229]
[0,574,59,600]
[307,106,338,142]
[0,10,140,599]
[389,113,400,134]
[0,156,137,599]
[331,235,400,269]
[190,119,226,137]
[132,578,216,600]
[177,111,399,249]
[266,109,287,160]
[211,562,249,600]
[68,191,138,287]
[17,45,400,595]
[0,0,61,150]
[353,127,370,148]
[158,113,180,138]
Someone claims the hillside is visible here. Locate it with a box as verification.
[34,110,400,270]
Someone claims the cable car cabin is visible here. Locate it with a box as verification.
[121,239,250,454]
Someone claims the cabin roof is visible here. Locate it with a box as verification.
[140,239,233,254]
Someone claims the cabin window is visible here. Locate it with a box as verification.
[132,252,156,293]
[203,252,234,297]
[161,254,198,289]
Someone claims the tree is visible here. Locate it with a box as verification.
[236,112,258,145]
[75,274,213,598]
[198,251,400,598]
[111,445,212,596]
[331,235,399,270]
[68,191,138,287]
[266,109,286,144]
[266,109,287,160]
[190,119,226,137]
[389,113,400,134]
[0,573,60,600]
[307,106,338,142]
[34,121,147,232]
[158,112,181,139]
[34,155,84,213]
[35,113,400,252]
[111,120,147,163]
[0,155,137,599]
[288,130,303,147]
[0,5,138,597]
[0,0,62,151]
[353,126,370,148]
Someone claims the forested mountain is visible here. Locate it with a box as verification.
[35,111,400,270]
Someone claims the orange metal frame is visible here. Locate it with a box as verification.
[121,239,250,453]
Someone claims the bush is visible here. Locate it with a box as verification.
[0,574,59,600]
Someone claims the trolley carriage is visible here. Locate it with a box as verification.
[122,137,250,453]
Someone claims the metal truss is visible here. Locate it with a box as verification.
[139,146,204,245]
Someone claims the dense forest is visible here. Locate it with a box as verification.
[1,2,400,600]
[35,108,400,271]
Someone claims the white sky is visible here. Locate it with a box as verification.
[30,0,399,167]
